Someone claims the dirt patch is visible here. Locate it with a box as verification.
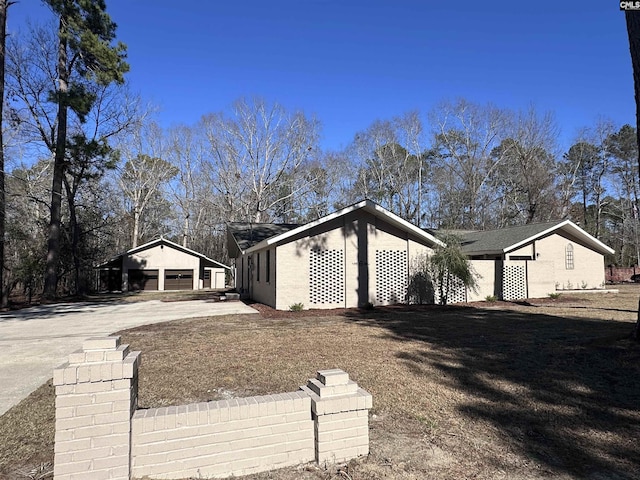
[1,286,639,479]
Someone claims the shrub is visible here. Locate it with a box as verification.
[485,295,497,302]
[289,303,304,311]
[361,301,375,310]
[548,292,561,300]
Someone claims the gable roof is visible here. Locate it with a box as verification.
[456,220,614,256]
[98,237,231,269]
[229,200,442,255]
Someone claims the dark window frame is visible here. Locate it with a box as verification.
[266,250,271,283]
[257,253,261,282]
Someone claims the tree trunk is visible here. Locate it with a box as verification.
[0,1,8,307]
[43,17,69,299]
[132,207,140,248]
[64,176,82,295]
[182,213,189,247]
[627,12,640,186]
[626,12,640,340]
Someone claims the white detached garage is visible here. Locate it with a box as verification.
[97,238,230,292]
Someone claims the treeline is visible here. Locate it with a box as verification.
[3,6,639,300]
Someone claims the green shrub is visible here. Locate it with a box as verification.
[485,295,497,302]
[289,303,304,311]
[548,292,561,300]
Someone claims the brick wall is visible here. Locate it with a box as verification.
[53,336,372,480]
[130,393,314,478]
[53,337,140,480]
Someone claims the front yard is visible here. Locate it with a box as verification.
[1,287,639,479]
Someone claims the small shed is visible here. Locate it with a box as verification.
[97,238,230,292]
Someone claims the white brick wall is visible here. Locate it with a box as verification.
[53,336,139,480]
[130,392,315,479]
[54,338,372,480]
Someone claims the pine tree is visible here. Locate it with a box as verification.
[43,0,128,298]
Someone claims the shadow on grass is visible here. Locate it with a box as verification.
[343,305,640,479]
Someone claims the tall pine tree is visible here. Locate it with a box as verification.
[43,0,128,298]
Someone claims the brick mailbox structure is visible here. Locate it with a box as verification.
[53,336,372,479]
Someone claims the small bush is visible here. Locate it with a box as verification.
[485,295,497,302]
[581,281,588,289]
[361,301,375,310]
[548,292,561,300]
[289,303,304,311]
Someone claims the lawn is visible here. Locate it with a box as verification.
[1,287,639,479]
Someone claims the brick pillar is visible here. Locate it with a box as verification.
[300,369,372,464]
[53,336,140,480]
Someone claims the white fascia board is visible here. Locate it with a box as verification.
[504,220,615,255]
[245,199,443,254]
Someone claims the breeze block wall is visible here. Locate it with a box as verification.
[53,338,372,480]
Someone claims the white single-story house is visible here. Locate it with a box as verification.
[96,237,230,292]
[227,200,615,309]
[227,200,442,310]
[451,220,615,301]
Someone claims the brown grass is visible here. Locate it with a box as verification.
[1,286,640,479]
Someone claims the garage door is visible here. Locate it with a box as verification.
[164,269,193,290]
[128,269,159,291]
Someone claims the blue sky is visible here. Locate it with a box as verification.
[11,1,635,152]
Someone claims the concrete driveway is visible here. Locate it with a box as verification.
[0,299,258,416]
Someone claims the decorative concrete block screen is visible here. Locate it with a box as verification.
[503,264,527,300]
[375,250,408,304]
[433,276,467,305]
[53,336,372,480]
[309,249,345,305]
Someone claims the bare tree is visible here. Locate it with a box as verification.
[489,107,560,224]
[116,122,178,247]
[201,97,320,223]
[563,119,615,238]
[429,99,509,229]
[347,112,426,223]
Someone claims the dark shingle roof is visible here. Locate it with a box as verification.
[455,221,563,254]
[228,222,301,252]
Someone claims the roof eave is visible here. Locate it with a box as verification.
[245,200,442,253]
[504,220,615,255]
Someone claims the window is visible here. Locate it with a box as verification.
[565,243,574,270]
[266,250,271,283]
[257,253,261,282]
